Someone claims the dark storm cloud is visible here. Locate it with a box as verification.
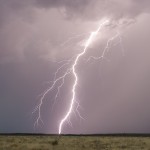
[0,0,36,63]
[0,0,149,63]
[35,0,150,20]
[0,0,35,27]
[0,0,149,27]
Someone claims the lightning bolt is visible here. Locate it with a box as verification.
[58,19,110,134]
[33,19,124,134]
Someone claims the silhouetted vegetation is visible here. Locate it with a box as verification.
[51,139,58,145]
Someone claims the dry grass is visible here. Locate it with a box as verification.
[0,135,150,150]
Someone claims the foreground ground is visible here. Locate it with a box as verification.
[0,135,150,150]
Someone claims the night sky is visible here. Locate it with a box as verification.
[0,0,150,134]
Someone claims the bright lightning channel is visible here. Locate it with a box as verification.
[58,19,109,134]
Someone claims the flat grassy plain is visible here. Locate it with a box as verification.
[0,134,150,150]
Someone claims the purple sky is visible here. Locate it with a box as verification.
[0,0,150,134]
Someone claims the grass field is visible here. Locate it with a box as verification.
[0,134,150,150]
